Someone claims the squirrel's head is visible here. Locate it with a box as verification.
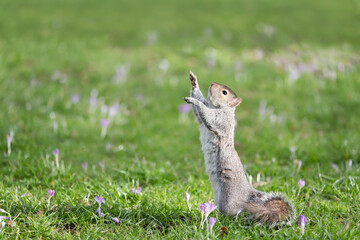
[208,82,242,108]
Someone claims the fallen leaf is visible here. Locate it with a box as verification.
[220,226,228,238]
[8,220,16,227]
[36,209,43,215]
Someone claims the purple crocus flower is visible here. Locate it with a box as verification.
[112,217,120,223]
[99,160,105,169]
[51,70,67,82]
[206,203,217,215]
[178,103,191,113]
[96,207,105,217]
[299,215,307,234]
[258,99,267,118]
[47,189,55,206]
[297,160,302,171]
[288,67,300,83]
[185,192,190,201]
[71,94,80,104]
[209,217,216,226]
[199,202,217,228]
[112,66,128,85]
[47,189,55,198]
[6,135,12,155]
[52,148,59,156]
[81,161,88,171]
[100,119,109,138]
[298,179,305,189]
[95,207,100,215]
[6,135,12,142]
[52,148,60,168]
[337,62,345,73]
[199,203,206,212]
[89,89,98,111]
[0,221,5,230]
[131,187,141,195]
[331,163,339,173]
[207,217,217,235]
[205,202,216,213]
[0,209,10,223]
[108,103,119,118]
[100,119,109,127]
[106,143,113,152]
[94,196,104,205]
[348,159,353,168]
[94,196,105,217]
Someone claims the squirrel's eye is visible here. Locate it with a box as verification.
[222,90,228,95]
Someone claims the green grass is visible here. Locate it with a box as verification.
[0,0,360,239]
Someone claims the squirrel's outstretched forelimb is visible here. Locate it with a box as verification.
[185,71,294,227]
[188,71,209,124]
[185,96,222,134]
[189,71,199,89]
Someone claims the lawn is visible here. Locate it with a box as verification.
[0,0,359,239]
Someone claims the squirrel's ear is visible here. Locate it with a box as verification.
[228,97,242,107]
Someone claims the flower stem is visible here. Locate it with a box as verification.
[7,142,11,155]
[101,126,107,138]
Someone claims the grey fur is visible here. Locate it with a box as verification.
[185,72,294,226]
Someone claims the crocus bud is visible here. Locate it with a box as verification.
[298,179,305,189]
[209,217,216,226]
[185,192,190,201]
[299,215,307,235]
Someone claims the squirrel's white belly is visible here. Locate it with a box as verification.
[199,125,222,206]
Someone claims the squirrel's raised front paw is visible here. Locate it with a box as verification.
[189,71,198,88]
[184,97,200,106]
[184,97,192,104]
[184,97,195,104]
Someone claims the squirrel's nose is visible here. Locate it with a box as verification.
[211,82,216,86]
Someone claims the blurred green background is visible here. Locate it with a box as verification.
[0,0,359,238]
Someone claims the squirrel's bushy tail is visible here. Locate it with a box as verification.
[243,192,295,227]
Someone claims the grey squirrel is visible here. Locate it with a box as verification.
[184,72,294,227]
